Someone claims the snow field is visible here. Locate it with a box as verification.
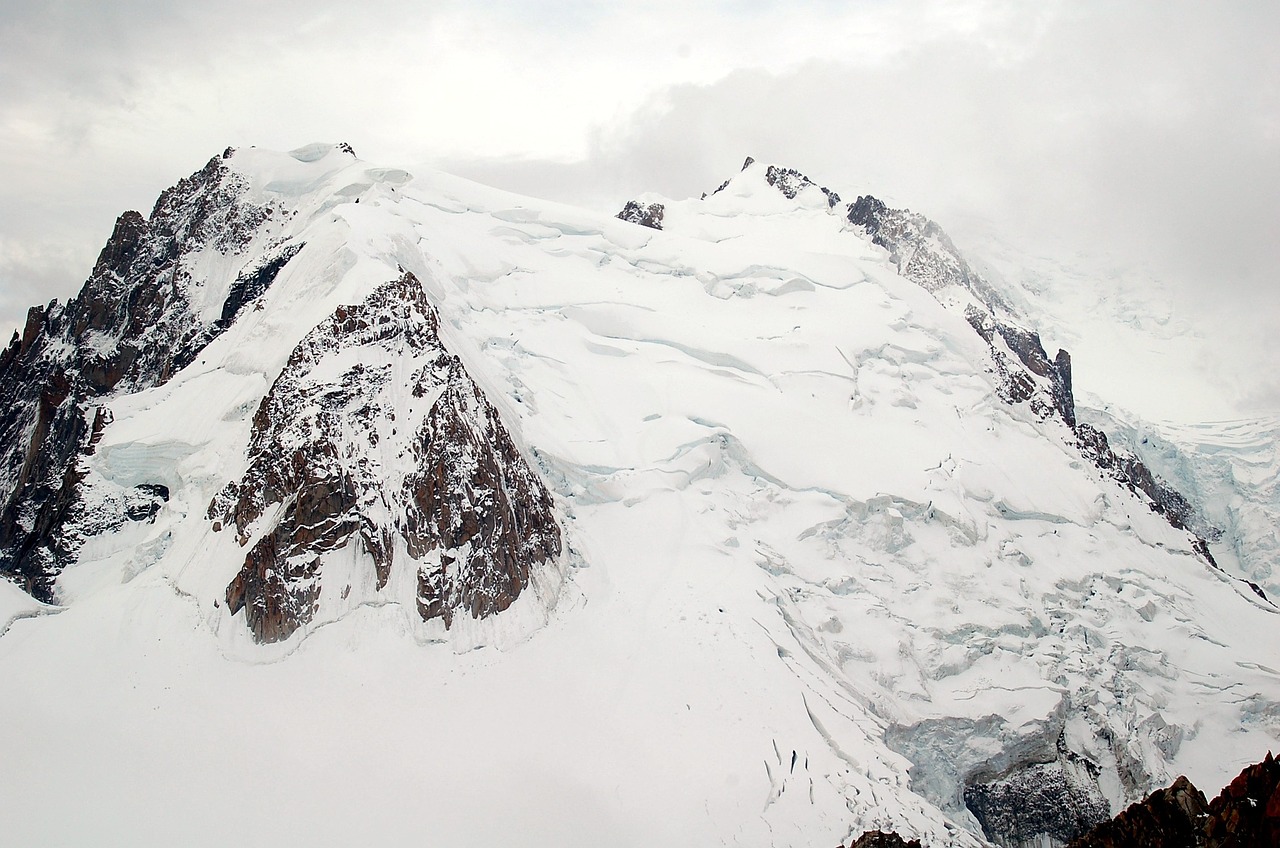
[1,145,1276,847]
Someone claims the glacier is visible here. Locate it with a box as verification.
[0,144,1276,847]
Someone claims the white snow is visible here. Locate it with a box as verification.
[2,145,1276,847]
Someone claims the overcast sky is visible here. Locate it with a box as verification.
[2,1,1277,417]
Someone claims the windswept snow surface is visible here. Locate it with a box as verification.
[2,146,1277,847]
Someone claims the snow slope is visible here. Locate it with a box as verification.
[1,145,1277,848]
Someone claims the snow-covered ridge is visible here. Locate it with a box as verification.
[0,144,1276,848]
[623,158,1228,569]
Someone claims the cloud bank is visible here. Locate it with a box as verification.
[2,1,1277,412]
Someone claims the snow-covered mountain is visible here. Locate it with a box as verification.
[1,144,1276,848]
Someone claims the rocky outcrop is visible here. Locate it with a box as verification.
[0,149,288,600]
[73,149,282,392]
[1069,752,1279,848]
[213,272,561,642]
[1068,775,1208,848]
[617,200,665,230]
[964,752,1112,848]
[846,195,1010,312]
[1203,751,1280,847]
[401,357,562,628]
[703,157,842,207]
[764,165,842,208]
[839,831,923,848]
[1076,423,1201,534]
[965,305,1076,428]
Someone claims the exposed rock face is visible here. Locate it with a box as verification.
[846,194,1010,312]
[401,355,562,628]
[702,157,841,207]
[964,753,1112,847]
[764,164,842,208]
[1203,751,1280,847]
[965,305,1075,428]
[840,831,923,848]
[74,149,283,392]
[0,149,289,600]
[213,272,561,643]
[617,200,665,230]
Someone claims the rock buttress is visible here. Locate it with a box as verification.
[214,272,561,642]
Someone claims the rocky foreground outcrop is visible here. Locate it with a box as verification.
[1071,751,1279,847]
[1068,774,1209,848]
[838,752,1279,848]
[839,832,923,848]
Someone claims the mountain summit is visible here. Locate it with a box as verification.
[2,145,1276,847]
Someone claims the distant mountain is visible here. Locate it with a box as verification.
[1,145,1276,848]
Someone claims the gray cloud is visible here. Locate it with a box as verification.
[2,1,1277,412]
[442,4,1280,413]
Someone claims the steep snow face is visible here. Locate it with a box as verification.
[1,146,1277,848]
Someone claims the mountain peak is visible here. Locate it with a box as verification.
[2,144,1277,848]
[700,157,841,209]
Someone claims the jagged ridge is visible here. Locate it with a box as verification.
[0,149,295,599]
[845,186,1220,561]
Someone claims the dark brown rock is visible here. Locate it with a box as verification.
[214,272,561,643]
[1069,775,1209,848]
[1203,751,1280,848]
[403,364,560,628]
[1069,753,1279,848]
